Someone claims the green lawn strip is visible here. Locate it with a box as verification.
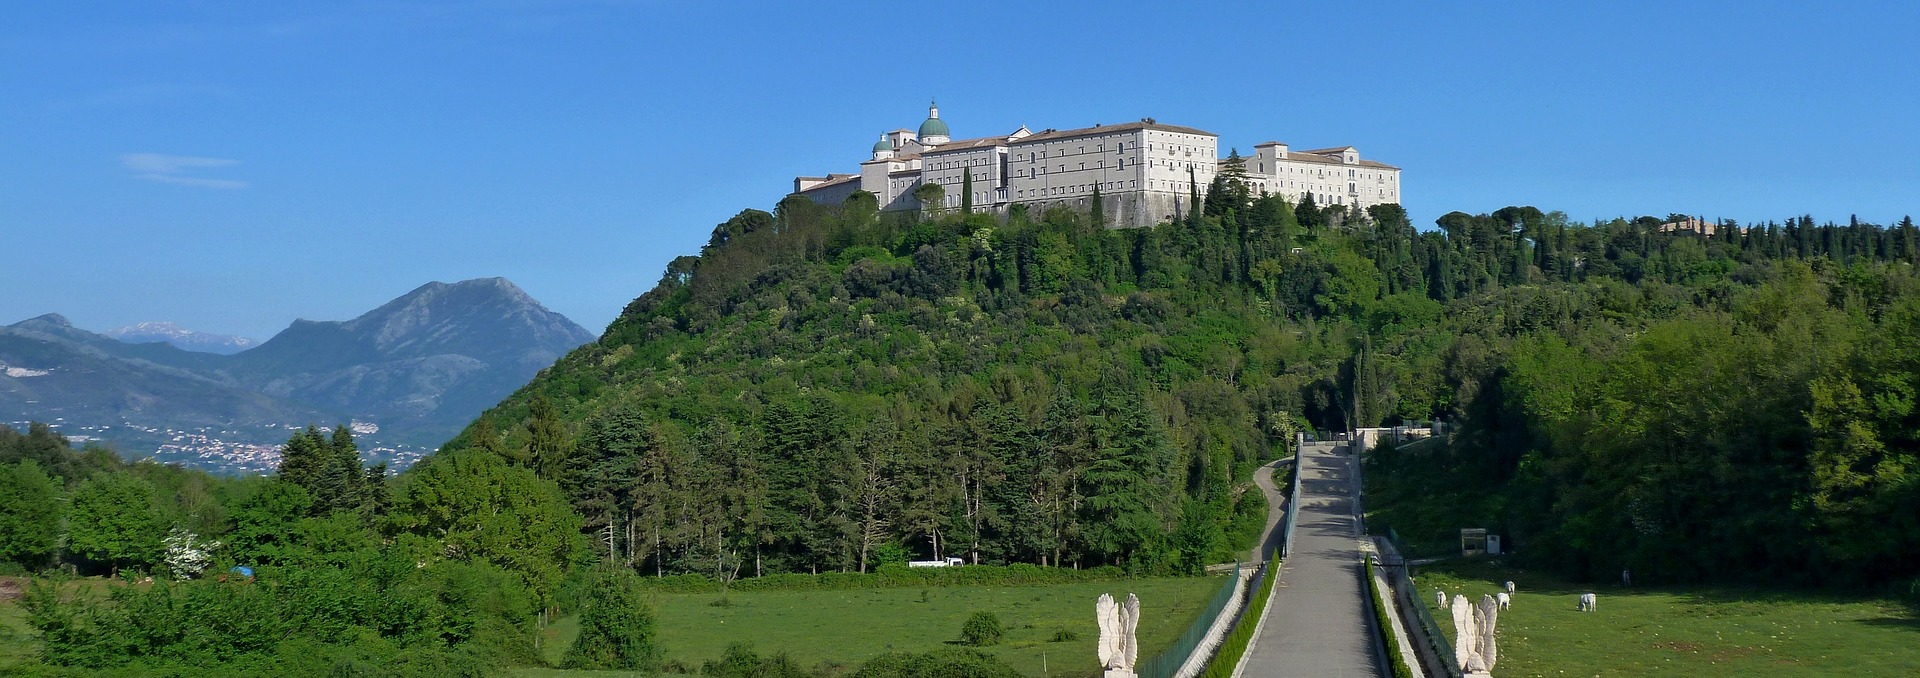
[533,576,1224,676]
[1412,559,1920,677]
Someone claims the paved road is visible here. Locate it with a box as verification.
[1248,456,1293,563]
[1240,441,1384,677]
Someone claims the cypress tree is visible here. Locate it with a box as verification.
[1187,166,1200,224]
[1090,184,1105,227]
[961,169,974,215]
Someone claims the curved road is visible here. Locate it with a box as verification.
[1240,440,1384,677]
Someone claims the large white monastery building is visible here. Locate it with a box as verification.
[794,102,1401,228]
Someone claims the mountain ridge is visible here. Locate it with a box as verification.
[1,277,594,469]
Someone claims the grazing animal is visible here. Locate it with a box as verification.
[1437,590,1447,608]
[1496,592,1511,610]
[1578,592,1597,612]
[1505,580,1515,594]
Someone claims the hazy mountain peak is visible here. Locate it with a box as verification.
[14,313,72,328]
[106,321,258,355]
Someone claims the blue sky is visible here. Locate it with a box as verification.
[4,1,1916,340]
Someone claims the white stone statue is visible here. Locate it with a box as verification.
[1450,594,1500,676]
[1096,592,1141,676]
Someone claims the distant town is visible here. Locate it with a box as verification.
[7,419,431,475]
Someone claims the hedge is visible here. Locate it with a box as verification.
[631,562,1134,594]
[1365,557,1416,678]
[1197,551,1279,678]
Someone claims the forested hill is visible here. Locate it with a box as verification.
[445,184,1920,589]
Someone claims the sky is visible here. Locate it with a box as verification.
[4,1,1917,340]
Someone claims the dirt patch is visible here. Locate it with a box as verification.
[0,579,21,602]
[1653,641,1704,653]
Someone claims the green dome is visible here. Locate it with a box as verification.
[873,136,893,153]
[918,117,949,138]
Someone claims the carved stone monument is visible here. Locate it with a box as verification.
[1450,593,1499,676]
[1096,592,1141,677]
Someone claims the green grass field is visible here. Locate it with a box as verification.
[524,576,1228,677]
[1411,559,1920,677]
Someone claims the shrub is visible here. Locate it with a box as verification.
[1049,628,1079,642]
[851,647,1021,678]
[701,642,808,678]
[561,568,662,671]
[959,611,1003,647]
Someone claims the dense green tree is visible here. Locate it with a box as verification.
[66,471,165,572]
[561,568,662,671]
[0,460,62,567]
[387,449,584,603]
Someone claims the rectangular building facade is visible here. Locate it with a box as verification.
[794,103,1400,228]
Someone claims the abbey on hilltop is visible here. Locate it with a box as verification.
[793,101,1402,228]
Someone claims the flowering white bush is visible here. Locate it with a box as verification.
[163,525,221,579]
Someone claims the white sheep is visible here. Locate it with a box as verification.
[1578,592,1597,612]
[1496,591,1511,610]
[1505,580,1515,594]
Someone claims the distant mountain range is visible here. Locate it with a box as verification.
[106,322,258,355]
[0,278,595,471]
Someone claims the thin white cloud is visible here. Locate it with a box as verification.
[121,153,246,189]
[131,173,249,190]
[121,153,238,174]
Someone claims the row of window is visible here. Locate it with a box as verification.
[1015,180,1141,199]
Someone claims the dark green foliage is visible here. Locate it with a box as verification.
[561,568,662,671]
[386,449,584,603]
[701,642,809,678]
[275,425,375,516]
[22,554,538,675]
[958,610,1003,646]
[65,471,164,572]
[1366,558,1415,678]
[0,460,62,568]
[1198,554,1276,678]
[851,646,1023,677]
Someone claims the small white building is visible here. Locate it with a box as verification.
[796,101,1402,228]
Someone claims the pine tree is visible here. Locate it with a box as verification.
[526,395,572,481]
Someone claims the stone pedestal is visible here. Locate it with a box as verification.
[1103,670,1138,678]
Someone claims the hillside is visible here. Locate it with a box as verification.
[450,191,1920,590]
[0,278,593,469]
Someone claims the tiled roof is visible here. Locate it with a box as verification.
[798,174,860,193]
[1009,120,1216,145]
[922,136,1008,154]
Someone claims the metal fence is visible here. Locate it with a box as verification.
[1138,562,1244,678]
[1282,449,1302,560]
[1384,532,1463,678]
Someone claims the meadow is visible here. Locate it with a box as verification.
[523,576,1228,677]
[1412,559,1920,677]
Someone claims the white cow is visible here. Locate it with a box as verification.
[1578,592,1598,612]
[1496,591,1511,610]
[1505,580,1516,594]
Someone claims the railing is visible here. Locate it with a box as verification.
[1139,562,1243,678]
[1282,448,1302,560]
[1381,534,1462,678]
